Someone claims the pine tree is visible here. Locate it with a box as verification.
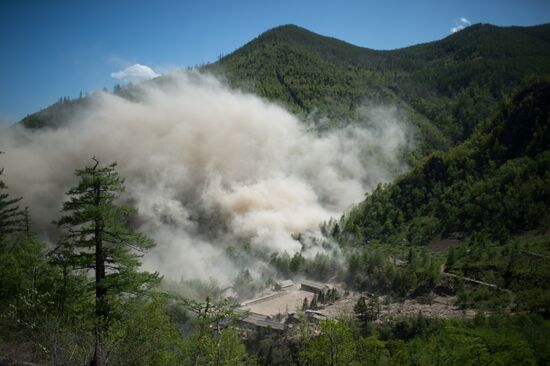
[56,158,159,366]
[366,296,380,320]
[0,157,47,323]
[310,294,318,309]
[0,155,23,248]
[354,296,369,325]
[318,290,325,304]
[302,297,309,311]
[354,295,379,336]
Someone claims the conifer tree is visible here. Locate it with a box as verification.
[354,296,369,327]
[0,155,47,322]
[56,158,159,366]
[318,290,325,304]
[0,156,24,307]
[310,294,318,309]
[302,297,309,311]
[0,153,23,248]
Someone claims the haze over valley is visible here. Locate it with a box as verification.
[1,72,411,284]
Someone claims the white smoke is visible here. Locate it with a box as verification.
[0,71,410,284]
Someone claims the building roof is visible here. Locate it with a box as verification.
[236,310,286,331]
[301,279,329,291]
[277,280,294,288]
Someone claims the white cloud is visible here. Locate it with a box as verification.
[111,64,160,83]
[450,17,472,33]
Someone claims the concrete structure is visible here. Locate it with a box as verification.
[240,284,315,317]
[236,280,335,330]
[300,279,330,293]
[276,279,294,289]
[236,310,286,331]
[240,291,287,307]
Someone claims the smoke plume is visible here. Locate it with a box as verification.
[0,72,410,284]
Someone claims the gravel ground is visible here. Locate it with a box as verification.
[316,294,476,320]
[240,285,316,316]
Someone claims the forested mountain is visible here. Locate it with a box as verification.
[19,96,92,130]
[19,23,550,153]
[207,23,550,149]
[340,80,550,245]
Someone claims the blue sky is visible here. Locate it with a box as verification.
[1,0,549,125]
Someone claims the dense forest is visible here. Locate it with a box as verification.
[341,81,550,244]
[210,23,550,150]
[2,23,550,365]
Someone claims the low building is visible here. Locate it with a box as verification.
[301,279,330,294]
[236,310,286,331]
[275,279,294,290]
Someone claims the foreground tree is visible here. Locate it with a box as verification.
[56,158,159,366]
[177,296,254,365]
[0,153,23,247]
[299,320,355,366]
[0,154,26,307]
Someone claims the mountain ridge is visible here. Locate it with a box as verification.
[208,22,550,149]
[18,22,550,154]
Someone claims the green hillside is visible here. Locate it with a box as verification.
[19,96,91,130]
[208,23,550,150]
[340,80,550,246]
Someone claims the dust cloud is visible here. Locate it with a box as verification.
[0,71,410,284]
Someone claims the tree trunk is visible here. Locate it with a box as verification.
[91,178,107,366]
[90,322,103,366]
